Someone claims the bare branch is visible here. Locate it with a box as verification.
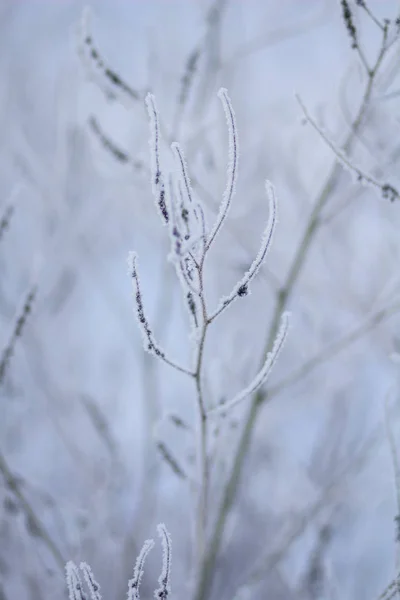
[297,94,399,202]
[78,7,140,106]
[206,88,239,252]
[209,181,277,322]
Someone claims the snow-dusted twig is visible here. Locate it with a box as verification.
[0,285,37,385]
[127,538,155,600]
[209,180,277,322]
[66,562,86,600]
[206,88,239,251]
[80,562,102,600]
[208,312,290,417]
[297,94,399,202]
[128,252,193,376]
[127,88,288,586]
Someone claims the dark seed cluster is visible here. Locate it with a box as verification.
[131,265,165,359]
[237,284,248,297]
[341,0,358,49]
[382,183,400,202]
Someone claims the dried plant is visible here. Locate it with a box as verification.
[127,86,289,583]
[74,8,291,591]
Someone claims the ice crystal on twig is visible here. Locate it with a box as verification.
[66,562,86,600]
[128,252,193,376]
[66,532,164,600]
[80,563,101,600]
[206,88,239,251]
[210,181,277,321]
[127,538,155,600]
[155,524,172,599]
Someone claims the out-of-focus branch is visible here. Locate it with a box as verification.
[0,450,66,571]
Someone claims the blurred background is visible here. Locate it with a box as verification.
[1,0,400,598]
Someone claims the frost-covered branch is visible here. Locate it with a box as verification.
[127,539,155,600]
[127,87,288,587]
[66,562,85,600]
[80,562,102,600]
[155,524,172,600]
[128,252,193,376]
[0,286,37,385]
[206,88,239,252]
[209,181,277,322]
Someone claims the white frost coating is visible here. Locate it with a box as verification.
[128,252,193,376]
[207,312,290,417]
[65,562,85,600]
[145,94,169,224]
[128,538,155,600]
[80,562,102,600]
[155,524,172,599]
[210,180,277,321]
[206,88,239,251]
[171,142,194,206]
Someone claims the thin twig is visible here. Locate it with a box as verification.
[0,450,66,570]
